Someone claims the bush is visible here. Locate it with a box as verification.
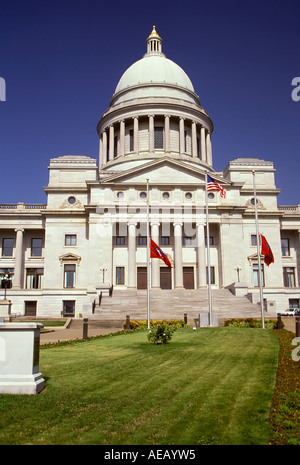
[147,323,177,344]
[122,319,185,331]
[224,318,283,329]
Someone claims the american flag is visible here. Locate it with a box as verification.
[207,175,226,198]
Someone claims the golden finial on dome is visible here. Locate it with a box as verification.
[148,25,160,39]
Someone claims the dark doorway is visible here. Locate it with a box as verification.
[160,267,172,289]
[183,267,194,289]
[137,267,147,289]
[24,301,37,317]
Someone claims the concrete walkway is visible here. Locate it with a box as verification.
[40,320,123,345]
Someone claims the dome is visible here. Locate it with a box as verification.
[114,54,195,95]
[111,26,199,106]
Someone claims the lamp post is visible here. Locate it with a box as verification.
[1,274,12,300]
[100,266,107,284]
[234,266,242,283]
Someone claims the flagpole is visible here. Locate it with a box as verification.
[205,173,213,326]
[253,170,265,329]
[146,178,151,329]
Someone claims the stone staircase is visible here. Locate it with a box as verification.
[91,288,263,325]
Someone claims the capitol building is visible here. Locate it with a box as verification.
[1,27,300,320]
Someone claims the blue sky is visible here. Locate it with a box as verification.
[1,0,300,204]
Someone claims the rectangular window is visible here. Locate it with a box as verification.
[161,236,169,245]
[116,236,125,245]
[253,264,265,287]
[183,237,192,246]
[64,264,76,288]
[0,268,14,288]
[283,267,296,287]
[65,234,77,246]
[114,136,118,158]
[2,238,13,257]
[26,268,44,289]
[129,129,134,152]
[31,238,43,257]
[116,267,125,285]
[281,238,290,256]
[138,236,147,246]
[63,301,75,317]
[289,299,300,309]
[154,127,163,149]
[206,266,215,284]
[205,236,214,246]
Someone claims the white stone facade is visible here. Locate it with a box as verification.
[0,27,299,318]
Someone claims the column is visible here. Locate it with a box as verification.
[128,223,137,288]
[120,120,125,157]
[206,131,212,165]
[200,126,206,162]
[179,118,185,154]
[13,229,24,289]
[173,222,183,288]
[151,222,160,288]
[109,125,114,161]
[102,130,108,164]
[133,117,139,154]
[149,115,154,153]
[165,115,170,153]
[192,121,197,158]
[196,223,207,288]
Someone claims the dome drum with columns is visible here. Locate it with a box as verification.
[97,27,213,170]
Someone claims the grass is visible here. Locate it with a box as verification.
[0,326,281,445]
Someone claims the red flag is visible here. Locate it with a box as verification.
[150,239,172,268]
[261,234,274,266]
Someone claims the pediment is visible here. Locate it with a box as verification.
[59,253,82,264]
[100,157,227,186]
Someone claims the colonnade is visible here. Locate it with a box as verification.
[126,221,207,289]
[99,115,212,167]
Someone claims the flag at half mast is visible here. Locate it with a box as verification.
[261,234,274,266]
[150,239,172,268]
[207,175,226,198]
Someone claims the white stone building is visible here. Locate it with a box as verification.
[1,27,300,319]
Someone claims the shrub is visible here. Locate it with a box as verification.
[122,319,185,331]
[147,323,177,344]
[224,318,283,329]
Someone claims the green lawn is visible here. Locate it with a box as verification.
[0,327,279,445]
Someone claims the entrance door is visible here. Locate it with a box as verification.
[183,267,194,289]
[25,301,37,316]
[137,267,147,289]
[160,268,172,289]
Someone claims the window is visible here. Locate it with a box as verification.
[183,237,192,246]
[162,192,170,199]
[2,238,13,257]
[64,264,76,288]
[65,234,77,246]
[205,236,214,246]
[129,129,134,152]
[26,268,44,289]
[139,192,147,199]
[154,127,163,149]
[161,236,169,245]
[281,238,290,256]
[289,299,299,309]
[31,238,43,256]
[185,192,192,200]
[116,267,125,285]
[63,301,75,317]
[114,136,118,158]
[251,235,257,246]
[253,264,265,287]
[117,191,124,199]
[116,236,125,245]
[0,268,14,288]
[68,196,76,205]
[206,266,215,284]
[283,267,296,287]
[138,236,147,246]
